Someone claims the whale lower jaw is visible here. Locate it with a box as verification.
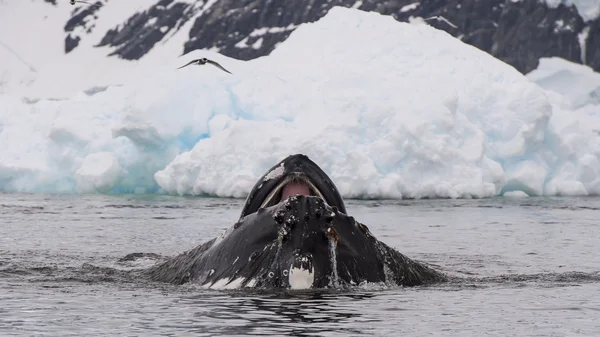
[147,194,447,290]
[202,265,315,290]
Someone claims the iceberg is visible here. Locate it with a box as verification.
[1,6,600,199]
[527,57,600,109]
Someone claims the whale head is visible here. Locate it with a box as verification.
[239,154,347,219]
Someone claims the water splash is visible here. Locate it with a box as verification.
[327,228,340,288]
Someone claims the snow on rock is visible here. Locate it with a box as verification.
[545,0,600,22]
[1,6,600,199]
[0,0,189,99]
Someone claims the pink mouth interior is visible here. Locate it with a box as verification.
[280,182,311,201]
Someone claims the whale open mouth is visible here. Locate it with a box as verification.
[260,174,327,208]
[238,154,347,219]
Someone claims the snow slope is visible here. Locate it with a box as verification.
[0,0,207,99]
[1,6,600,199]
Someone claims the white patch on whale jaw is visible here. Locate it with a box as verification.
[202,276,248,290]
[245,278,257,288]
[289,264,315,290]
[264,162,285,181]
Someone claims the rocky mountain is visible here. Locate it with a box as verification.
[54,0,600,74]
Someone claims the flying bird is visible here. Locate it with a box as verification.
[70,0,102,7]
[177,58,233,74]
[423,16,458,29]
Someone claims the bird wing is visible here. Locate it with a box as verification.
[206,59,233,74]
[424,16,457,29]
[73,0,102,7]
[177,60,197,69]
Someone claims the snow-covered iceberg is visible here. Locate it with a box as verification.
[1,6,600,198]
[527,57,600,109]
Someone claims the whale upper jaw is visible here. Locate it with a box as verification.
[239,154,347,220]
[259,172,327,209]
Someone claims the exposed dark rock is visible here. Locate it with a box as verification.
[587,19,600,72]
[62,0,600,74]
[64,0,103,49]
[490,0,585,73]
[95,0,193,59]
[362,0,507,53]
[65,34,81,53]
[182,0,359,60]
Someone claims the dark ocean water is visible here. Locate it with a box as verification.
[1,193,599,336]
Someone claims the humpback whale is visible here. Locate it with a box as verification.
[147,154,446,289]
